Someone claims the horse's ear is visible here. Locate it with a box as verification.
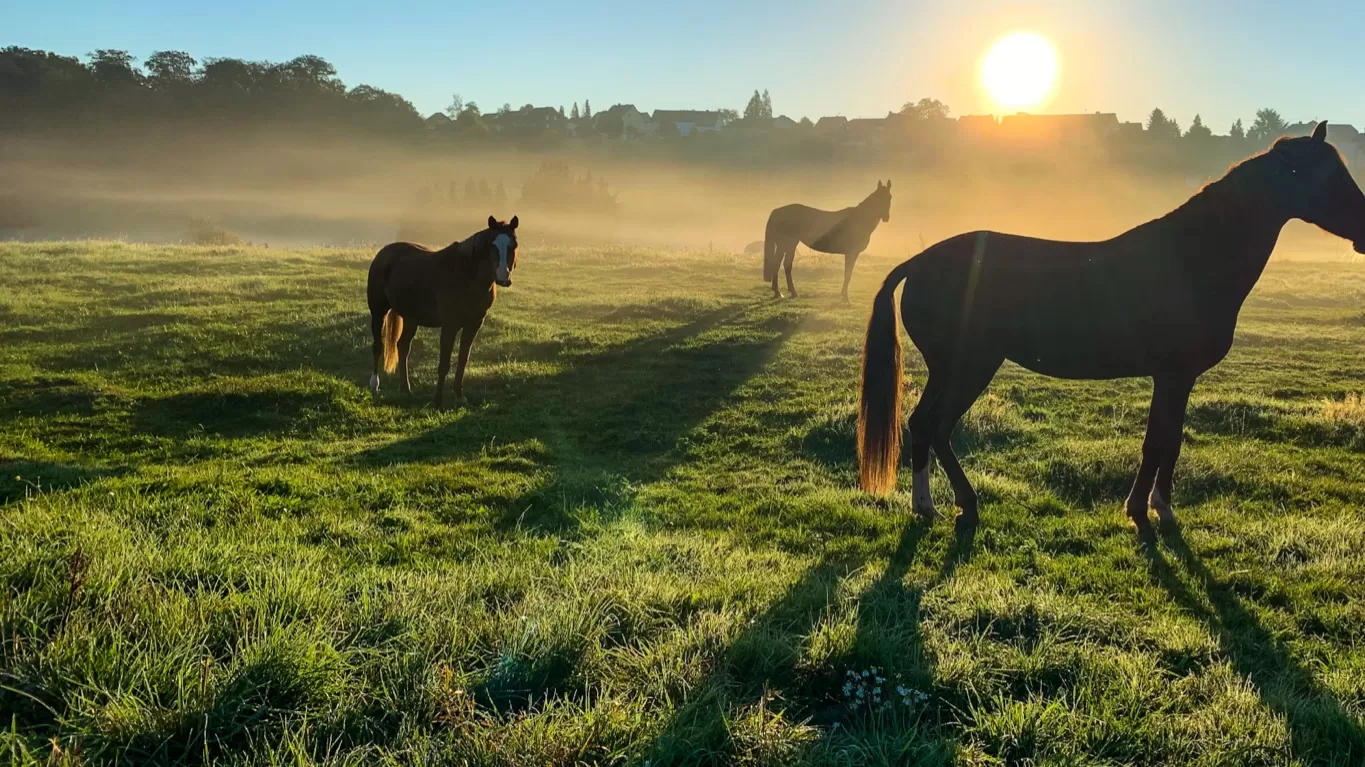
[1312,121,1328,143]
[488,215,498,229]
[509,215,519,230]
[885,179,892,190]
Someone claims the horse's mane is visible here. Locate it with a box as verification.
[1180,135,1345,213]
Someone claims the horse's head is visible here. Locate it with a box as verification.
[870,180,893,222]
[1265,122,1365,254]
[482,215,520,287]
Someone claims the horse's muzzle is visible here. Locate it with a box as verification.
[496,278,512,288]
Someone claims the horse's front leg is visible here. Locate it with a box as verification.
[452,319,484,409]
[1150,377,1195,527]
[1125,375,1191,534]
[430,324,458,409]
[841,251,861,302]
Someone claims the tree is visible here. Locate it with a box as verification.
[1248,108,1288,143]
[900,98,950,121]
[717,108,739,125]
[570,102,580,120]
[743,90,765,121]
[799,116,814,128]
[761,89,773,119]
[1185,114,1212,141]
[558,105,565,118]
[595,108,624,139]
[1146,108,1180,140]
[498,103,511,116]
[446,93,464,119]
[88,49,140,85]
[583,99,592,119]
[1229,119,1245,140]
[144,51,197,86]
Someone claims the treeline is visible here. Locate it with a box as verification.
[0,47,422,137]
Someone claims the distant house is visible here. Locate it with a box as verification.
[598,104,656,137]
[773,115,798,130]
[493,105,565,134]
[956,114,998,141]
[846,117,890,144]
[425,112,452,133]
[999,112,1121,144]
[814,116,848,135]
[652,110,724,136]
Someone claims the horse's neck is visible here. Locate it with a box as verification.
[1143,179,1287,299]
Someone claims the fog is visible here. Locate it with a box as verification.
[1,131,1353,261]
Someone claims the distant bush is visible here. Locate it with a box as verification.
[187,217,243,246]
[519,161,619,216]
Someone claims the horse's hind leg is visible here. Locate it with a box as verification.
[396,322,418,395]
[929,359,1003,528]
[906,373,949,517]
[840,251,861,303]
[369,307,387,394]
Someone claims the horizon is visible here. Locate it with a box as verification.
[8,1,1365,131]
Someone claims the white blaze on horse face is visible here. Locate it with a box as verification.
[912,466,936,516]
[493,233,512,285]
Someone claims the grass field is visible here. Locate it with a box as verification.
[3,240,1365,766]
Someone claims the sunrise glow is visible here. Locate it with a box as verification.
[981,32,1058,111]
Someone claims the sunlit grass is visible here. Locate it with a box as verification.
[2,240,1365,765]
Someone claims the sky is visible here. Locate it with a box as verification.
[6,0,1365,132]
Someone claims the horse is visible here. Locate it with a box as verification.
[764,180,892,301]
[858,122,1365,534]
[366,215,520,409]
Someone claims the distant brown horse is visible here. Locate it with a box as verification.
[367,215,520,408]
[858,122,1365,533]
[764,180,892,300]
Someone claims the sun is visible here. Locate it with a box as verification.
[981,32,1058,111]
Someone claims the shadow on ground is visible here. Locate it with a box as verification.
[1145,527,1365,762]
[352,301,803,533]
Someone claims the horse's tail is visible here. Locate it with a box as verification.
[763,213,781,282]
[381,311,403,374]
[858,259,914,494]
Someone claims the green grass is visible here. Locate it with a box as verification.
[2,240,1365,765]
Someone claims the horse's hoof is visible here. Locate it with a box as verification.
[1149,492,1177,527]
[954,511,979,538]
[368,374,380,395]
[454,396,470,409]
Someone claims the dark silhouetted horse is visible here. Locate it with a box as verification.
[764,180,892,301]
[367,215,520,409]
[858,122,1365,533]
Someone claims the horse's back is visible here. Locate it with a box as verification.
[368,242,443,324]
[900,230,1210,377]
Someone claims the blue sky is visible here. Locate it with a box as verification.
[7,0,1365,131]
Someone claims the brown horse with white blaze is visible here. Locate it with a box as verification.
[367,215,520,408]
[764,180,892,301]
[858,122,1365,534]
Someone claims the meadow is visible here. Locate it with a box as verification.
[2,239,1365,765]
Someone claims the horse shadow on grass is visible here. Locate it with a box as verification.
[645,518,970,765]
[1144,528,1365,762]
[352,301,802,534]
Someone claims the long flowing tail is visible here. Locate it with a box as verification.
[858,260,914,493]
[763,215,781,282]
[381,311,403,373]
